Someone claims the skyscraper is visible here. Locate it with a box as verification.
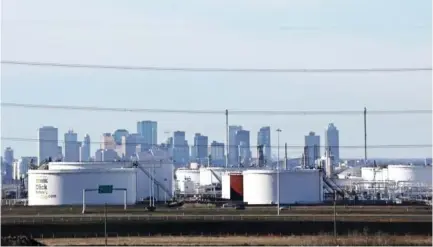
[3,147,14,166]
[137,121,157,148]
[304,132,320,168]
[325,123,340,163]
[235,130,251,166]
[113,129,129,145]
[228,125,242,165]
[193,133,208,163]
[80,134,91,162]
[38,126,58,164]
[64,130,80,162]
[257,126,271,165]
[101,133,116,150]
[210,141,225,166]
[172,131,189,167]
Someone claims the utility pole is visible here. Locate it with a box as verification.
[333,191,337,239]
[284,143,288,170]
[104,203,107,246]
[225,109,229,169]
[276,128,282,215]
[364,107,367,162]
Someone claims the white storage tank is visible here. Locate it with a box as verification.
[47,161,174,202]
[175,168,200,193]
[243,169,323,205]
[28,168,137,206]
[387,165,432,186]
[199,167,226,186]
[221,173,230,199]
[361,167,388,181]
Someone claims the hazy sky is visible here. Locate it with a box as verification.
[1,0,432,159]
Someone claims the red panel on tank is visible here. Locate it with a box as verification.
[230,174,244,200]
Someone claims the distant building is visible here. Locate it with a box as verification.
[304,132,320,168]
[137,121,157,149]
[121,134,142,160]
[228,125,243,165]
[64,130,80,162]
[257,127,271,165]
[3,147,14,166]
[80,134,91,162]
[38,126,58,164]
[210,141,225,166]
[113,129,129,145]
[236,130,251,166]
[172,131,189,167]
[94,149,119,162]
[325,123,340,164]
[100,133,116,150]
[193,133,208,164]
[12,156,37,180]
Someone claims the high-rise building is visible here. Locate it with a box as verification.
[113,129,129,145]
[137,121,157,148]
[64,130,80,162]
[257,126,271,165]
[121,134,142,160]
[228,125,243,165]
[193,133,208,164]
[38,126,58,164]
[12,156,36,180]
[3,147,14,166]
[172,131,189,166]
[235,130,251,166]
[304,132,320,168]
[210,141,225,166]
[80,134,91,162]
[94,149,118,162]
[325,123,340,164]
[101,133,116,150]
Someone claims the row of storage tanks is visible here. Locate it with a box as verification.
[360,165,432,186]
[176,167,323,205]
[27,162,324,206]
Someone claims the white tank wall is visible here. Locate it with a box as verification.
[243,169,323,205]
[199,167,243,186]
[47,161,174,202]
[28,168,136,206]
[221,173,230,199]
[388,165,432,185]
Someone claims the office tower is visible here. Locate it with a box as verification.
[101,133,116,150]
[3,147,14,166]
[325,123,340,164]
[38,126,58,164]
[304,132,320,168]
[80,134,91,162]
[193,133,208,164]
[137,121,157,148]
[257,126,271,165]
[235,130,251,166]
[228,125,243,165]
[210,141,225,166]
[64,130,80,162]
[172,131,189,166]
[113,129,129,145]
[94,149,118,162]
[121,134,142,160]
[12,156,36,180]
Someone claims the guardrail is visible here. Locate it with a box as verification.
[2,214,431,224]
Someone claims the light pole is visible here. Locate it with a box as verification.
[276,128,282,215]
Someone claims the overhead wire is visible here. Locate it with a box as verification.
[1,60,431,73]
[1,102,431,116]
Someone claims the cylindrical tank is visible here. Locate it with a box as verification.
[243,169,322,205]
[387,165,432,185]
[28,168,137,206]
[230,173,243,201]
[175,168,200,193]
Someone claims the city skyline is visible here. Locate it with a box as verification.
[1,0,431,159]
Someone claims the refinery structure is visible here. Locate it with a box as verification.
[15,157,431,206]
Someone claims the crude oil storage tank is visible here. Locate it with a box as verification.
[361,167,388,181]
[243,169,323,205]
[221,172,244,201]
[28,168,136,206]
[387,165,432,186]
[199,167,243,186]
[46,161,174,202]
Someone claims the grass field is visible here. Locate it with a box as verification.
[37,235,432,246]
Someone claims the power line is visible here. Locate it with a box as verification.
[2,60,431,73]
[2,137,431,149]
[1,102,431,116]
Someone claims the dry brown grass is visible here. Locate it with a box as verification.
[38,234,432,246]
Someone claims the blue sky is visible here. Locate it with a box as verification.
[1,0,432,159]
